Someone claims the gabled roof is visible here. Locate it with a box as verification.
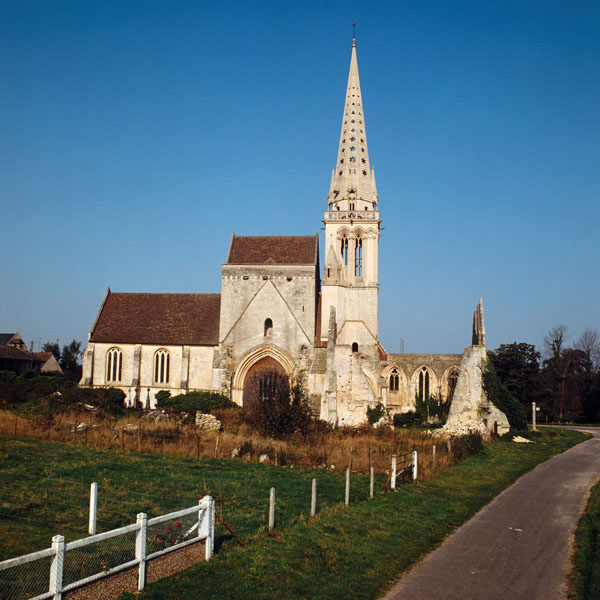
[0,345,43,362]
[90,292,221,346]
[226,234,318,265]
[0,333,18,345]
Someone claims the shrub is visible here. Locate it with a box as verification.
[393,411,420,428]
[415,393,450,424]
[242,372,312,439]
[156,391,235,414]
[483,358,528,431]
[454,432,484,458]
[366,402,385,425]
[96,387,127,415]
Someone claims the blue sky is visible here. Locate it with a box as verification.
[1,0,598,355]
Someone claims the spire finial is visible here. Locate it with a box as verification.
[352,23,356,45]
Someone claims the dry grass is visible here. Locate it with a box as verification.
[0,409,464,480]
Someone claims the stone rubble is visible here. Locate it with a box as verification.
[195,412,221,431]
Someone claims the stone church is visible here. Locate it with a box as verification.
[80,39,508,432]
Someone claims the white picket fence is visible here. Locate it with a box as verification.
[0,496,214,600]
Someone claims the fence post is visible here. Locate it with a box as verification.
[447,439,452,453]
[49,534,64,600]
[345,468,350,506]
[269,487,275,531]
[198,496,214,560]
[370,466,374,499]
[391,454,397,490]
[311,479,317,517]
[432,445,436,464]
[88,482,98,535]
[136,512,147,591]
[412,450,418,480]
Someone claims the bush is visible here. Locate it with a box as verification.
[393,411,421,428]
[454,432,484,458]
[156,391,235,414]
[415,393,450,424]
[483,358,528,431]
[96,387,127,415]
[242,372,312,439]
[366,402,385,425]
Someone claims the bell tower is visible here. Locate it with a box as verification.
[321,37,381,350]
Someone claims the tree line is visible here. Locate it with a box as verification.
[489,326,600,423]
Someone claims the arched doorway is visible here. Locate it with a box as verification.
[242,356,289,407]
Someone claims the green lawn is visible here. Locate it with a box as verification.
[126,428,586,600]
[0,430,588,600]
[0,435,383,561]
[571,477,600,599]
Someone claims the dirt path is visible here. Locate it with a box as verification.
[381,427,600,600]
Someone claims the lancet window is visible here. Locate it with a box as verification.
[354,236,363,276]
[418,367,430,400]
[447,367,459,400]
[106,348,122,382]
[341,237,349,265]
[154,349,170,384]
[389,368,400,392]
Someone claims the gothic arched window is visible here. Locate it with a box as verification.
[389,368,399,392]
[264,318,273,337]
[418,367,430,400]
[106,348,122,382]
[354,236,363,276]
[154,349,170,384]
[447,367,459,400]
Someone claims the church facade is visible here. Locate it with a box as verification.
[80,39,498,428]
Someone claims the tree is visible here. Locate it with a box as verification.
[488,343,541,412]
[482,358,528,430]
[575,329,600,373]
[42,341,61,362]
[59,340,82,375]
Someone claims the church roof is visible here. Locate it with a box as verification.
[90,292,221,346]
[226,235,318,265]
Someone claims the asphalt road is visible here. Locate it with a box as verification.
[381,427,600,600]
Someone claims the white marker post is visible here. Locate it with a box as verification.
[532,402,537,431]
[311,479,317,517]
[88,482,98,535]
[269,487,275,531]
[391,455,397,490]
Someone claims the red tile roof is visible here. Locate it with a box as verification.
[227,235,318,265]
[90,293,221,346]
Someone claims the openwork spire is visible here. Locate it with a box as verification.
[328,38,377,210]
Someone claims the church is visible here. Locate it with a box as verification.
[80,39,505,430]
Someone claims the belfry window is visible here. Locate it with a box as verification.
[354,237,363,276]
[352,342,359,353]
[264,318,273,337]
[341,237,348,265]
[389,368,399,391]
[106,348,122,382]
[418,368,430,400]
[154,349,170,384]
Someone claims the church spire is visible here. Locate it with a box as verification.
[328,37,376,210]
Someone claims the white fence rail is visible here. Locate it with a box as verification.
[0,496,214,600]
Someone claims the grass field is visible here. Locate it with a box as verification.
[571,477,600,599]
[123,428,587,600]
[0,429,588,600]
[0,434,387,561]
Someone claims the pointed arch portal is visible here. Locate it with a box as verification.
[231,345,296,407]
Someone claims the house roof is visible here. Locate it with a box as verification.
[226,235,318,265]
[33,352,54,361]
[0,333,17,345]
[90,292,221,346]
[0,345,43,362]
